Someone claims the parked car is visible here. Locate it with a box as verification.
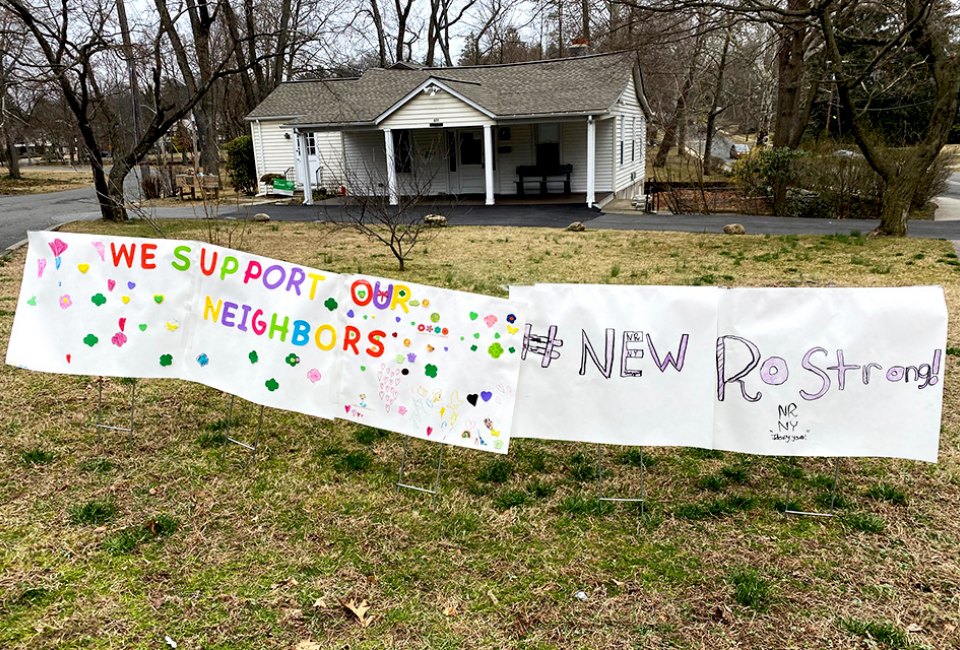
[729,143,751,159]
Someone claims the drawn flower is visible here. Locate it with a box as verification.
[285,353,301,367]
[265,378,279,392]
[306,368,321,383]
[59,294,73,310]
[506,313,517,324]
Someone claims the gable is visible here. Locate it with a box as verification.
[380,85,494,129]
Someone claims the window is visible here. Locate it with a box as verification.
[296,133,317,157]
[535,123,561,169]
[619,118,624,166]
[631,116,637,163]
[393,130,412,173]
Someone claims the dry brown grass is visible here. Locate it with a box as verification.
[0,168,92,195]
[0,221,958,649]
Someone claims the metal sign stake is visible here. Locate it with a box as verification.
[784,458,841,518]
[396,438,444,505]
[95,377,137,443]
[595,445,646,512]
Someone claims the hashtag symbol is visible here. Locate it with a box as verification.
[522,324,563,368]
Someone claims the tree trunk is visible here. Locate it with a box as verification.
[772,3,808,148]
[876,170,915,236]
[581,0,590,43]
[196,92,219,175]
[653,118,679,168]
[4,124,20,178]
[703,31,732,176]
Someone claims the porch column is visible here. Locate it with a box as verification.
[586,116,596,207]
[483,124,495,205]
[384,128,399,206]
[297,130,314,206]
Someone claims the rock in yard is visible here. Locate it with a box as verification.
[424,214,447,227]
[723,223,745,235]
[253,212,271,222]
[566,221,586,232]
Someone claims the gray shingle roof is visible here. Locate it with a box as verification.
[246,52,642,126]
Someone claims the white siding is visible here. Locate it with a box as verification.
[596,118,614,193]
[313,132,345,189]
[381,90,493,130]
[250,119,297,181]
[249,120,345,190]
[343,130,387,195]
[612,75,646,197]
[495,124,534,194]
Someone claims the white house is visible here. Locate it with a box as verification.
[246,52,652,208]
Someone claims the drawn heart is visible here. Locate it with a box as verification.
[356,289,367,300]
[118,318,126,332]
[65,354,71,364]
[484,314,498,328]
[426,426,433,436]
[466,393,479,407]
[127,281,136,290]
[49,238,68,257]
[154,294,164,304]
[107,279,116,292]
[469,311,478,320]
[26,296,37,306]
[480,391,493,402]
[77,263,90,273]
[122,296,131,304]
[344,405,351,413]
[138,323,147,332]
[507,325,519,335]
[37,259,46,278]
[92,241,105,261]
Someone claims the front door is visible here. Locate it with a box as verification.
[452,128,485,194]
[295,132,321,187]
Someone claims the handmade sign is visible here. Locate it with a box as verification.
[6,232,344,419]
[510,284,946,462]
[334,274,525,453]
[6,232,526,452]
[511,284,720,448]
[713,287,946,462]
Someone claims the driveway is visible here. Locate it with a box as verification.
[6,184,960,251]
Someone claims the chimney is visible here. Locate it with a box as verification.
[568,37,589,57]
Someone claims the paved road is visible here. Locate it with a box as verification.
[0,187,101,250]
[7,181,960,252]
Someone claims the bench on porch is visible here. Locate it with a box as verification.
[515,164,573,196]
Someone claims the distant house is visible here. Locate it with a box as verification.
[245,52,652,207]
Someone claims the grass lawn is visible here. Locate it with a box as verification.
[0,168,93,195]
[1,220,959,649]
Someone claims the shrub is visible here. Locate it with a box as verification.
[224,135,256,195]
[792,146,882,219]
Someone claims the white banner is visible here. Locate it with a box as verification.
[713,287,946,461]
[511,285,946,462]
[6,232,524,453]
[333,275,525,453]
[512,284,719,448]
[6,233,946,461]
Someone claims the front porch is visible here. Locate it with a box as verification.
[294,117,615,209]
